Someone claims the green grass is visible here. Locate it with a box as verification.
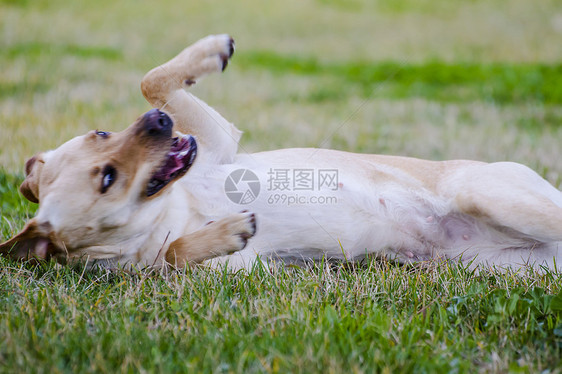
[238,51,562,104]
[1,42,123,61]
[1,254,562,373]
[2,0,562,372]
[0,171,34,240]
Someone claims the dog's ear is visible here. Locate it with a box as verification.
[0,219,55,261]
[20,154,44,204]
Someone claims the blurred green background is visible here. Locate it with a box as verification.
[1,0,561,179]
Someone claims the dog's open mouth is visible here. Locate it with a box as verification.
[146,134,197,197]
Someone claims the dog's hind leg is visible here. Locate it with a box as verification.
[454,162,562,242]
[141,34,241,164]
[451,162,562,270]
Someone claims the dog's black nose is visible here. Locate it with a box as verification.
[142,109,173,137]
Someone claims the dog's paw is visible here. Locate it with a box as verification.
[176,34,235,86]
[210,211,256,253]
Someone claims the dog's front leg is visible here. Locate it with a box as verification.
[164,212,256,268]
[141,35,241,164]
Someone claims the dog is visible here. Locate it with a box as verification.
[2,34,562,272]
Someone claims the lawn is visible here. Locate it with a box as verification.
[1,0,562,372]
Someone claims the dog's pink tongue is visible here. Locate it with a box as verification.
[153,154,183,180]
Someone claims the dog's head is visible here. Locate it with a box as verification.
[0,109,197,263]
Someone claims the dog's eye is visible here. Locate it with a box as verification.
[101,165,117,193]
[96,130,110,138]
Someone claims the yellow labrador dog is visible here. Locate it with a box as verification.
[2,34,562,271]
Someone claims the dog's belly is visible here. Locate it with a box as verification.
[243,205,541,265]
[187,148,544,265]
[226,149,453,259]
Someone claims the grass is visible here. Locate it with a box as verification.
[1,0,562,372]
[1,256,562,373]
[237,51,562,104]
